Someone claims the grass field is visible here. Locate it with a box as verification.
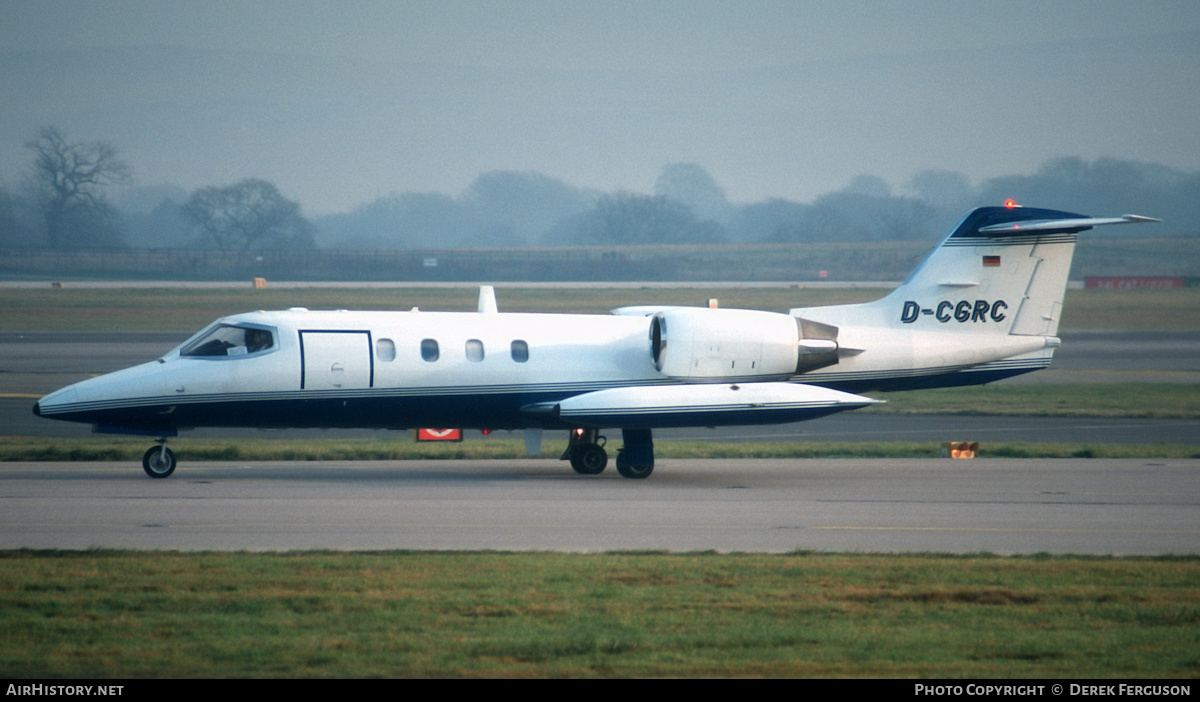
[866,383,1200,419]
[2,435,1197,462]
[2,550,1197,678]
[4,235,1197,283]
[0,284,876,331]
[3,285,1199,331]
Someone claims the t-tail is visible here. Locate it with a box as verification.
[791,204,1159,392]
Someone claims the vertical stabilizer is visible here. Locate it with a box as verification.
[790,205,1158,391]
[814,206,1159,337]
[892,206,1087,337]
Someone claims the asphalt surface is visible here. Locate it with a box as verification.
[1,458,1195,554]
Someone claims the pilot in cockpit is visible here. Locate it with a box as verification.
[245,328,272,353]
[181,325,273,357]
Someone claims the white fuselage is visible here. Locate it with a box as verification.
[35,309,673,433]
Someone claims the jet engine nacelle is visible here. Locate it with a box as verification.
[648,308,837,381]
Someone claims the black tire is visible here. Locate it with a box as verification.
[142,446,177,479]
[570,444,607,475]
[616,461,653,479]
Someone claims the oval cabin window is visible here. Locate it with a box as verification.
[511,340,529,363]
[421,339,439,362]
[466,339,484,362]
[376,338,396,362]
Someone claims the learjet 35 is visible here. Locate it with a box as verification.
[33,204,1158,478]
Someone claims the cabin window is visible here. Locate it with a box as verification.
[181,324,275,357]
[376,338,396,362]
[511,340,529,363]
[466,339,485,362]
[420,339,439,362]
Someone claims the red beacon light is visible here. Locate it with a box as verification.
[1004,199,1019,209]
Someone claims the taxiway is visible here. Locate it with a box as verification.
[0,458,1195,554]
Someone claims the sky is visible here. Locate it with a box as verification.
[2,0,1199,214]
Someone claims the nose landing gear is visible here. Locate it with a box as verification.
[142,439,176,479]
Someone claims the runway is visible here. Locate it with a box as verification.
[1,458,1196,554]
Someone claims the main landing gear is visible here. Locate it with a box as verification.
[562,427,655,479]
[615,428,654,480]
[142,439,176,479]
[564,428,608,474]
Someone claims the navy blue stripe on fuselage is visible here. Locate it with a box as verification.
[942,233,1078,247]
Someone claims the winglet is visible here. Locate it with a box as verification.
[478,285,498,314]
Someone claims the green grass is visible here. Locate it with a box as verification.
[0,286,872,331]
[1059,288,1200,331]
[4,286,1200,331]
[864,383,1200,419]
[1,550,1197,678]
[2,435,1197,462]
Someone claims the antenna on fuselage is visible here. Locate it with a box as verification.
[478,285,498,314]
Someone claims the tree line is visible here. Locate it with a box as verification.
[2,126,1197,252]
[1,126,313,251]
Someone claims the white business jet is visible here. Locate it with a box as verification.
[33,204,1158,478]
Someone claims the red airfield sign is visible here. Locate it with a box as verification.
[416,428,463,442]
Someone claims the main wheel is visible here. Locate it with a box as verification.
[142,446,177,479]
[616,461,653,479]
[570,444,608,475]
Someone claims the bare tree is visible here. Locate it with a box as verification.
[182,179,314,251]
[24,126,131,249]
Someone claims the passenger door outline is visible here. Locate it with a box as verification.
[298,330,374,390]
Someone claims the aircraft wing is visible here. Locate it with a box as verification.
[523,382,880,428]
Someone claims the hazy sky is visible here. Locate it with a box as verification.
[2,0,1199,213]
[4,0,1194,72]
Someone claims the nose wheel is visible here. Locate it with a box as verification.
[142,441,176,479]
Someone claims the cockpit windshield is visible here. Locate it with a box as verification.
[180,324,275,357]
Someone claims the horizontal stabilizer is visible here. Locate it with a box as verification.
[523,382,879,429]
[978,214,1160,234]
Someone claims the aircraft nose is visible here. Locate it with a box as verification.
[31,385,79,420]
